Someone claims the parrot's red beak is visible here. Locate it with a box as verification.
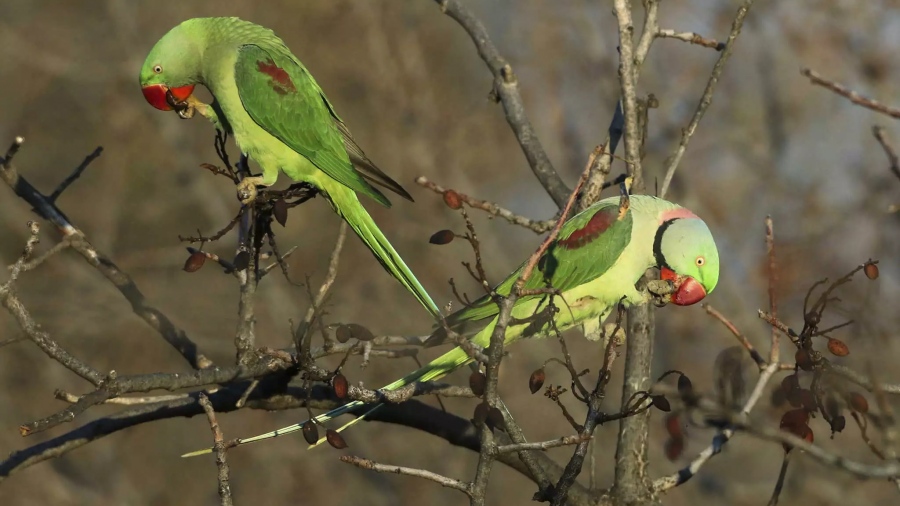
[660,267,707,306]
[141,84,195,111]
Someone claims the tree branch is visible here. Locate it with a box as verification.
[659,0,755,198]
[434,0,570,207]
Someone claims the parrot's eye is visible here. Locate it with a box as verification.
[153,65,163,74]
[695,256,705,267]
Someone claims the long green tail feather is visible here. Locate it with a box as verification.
[333,190,441,318]
[181,346,472,457]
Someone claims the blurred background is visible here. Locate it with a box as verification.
[1,0,899,504]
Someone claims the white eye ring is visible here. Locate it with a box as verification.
[696,256,705,266]
[153,65,163,74]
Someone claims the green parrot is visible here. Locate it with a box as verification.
[182,194,720,456]
[139,17,440,317]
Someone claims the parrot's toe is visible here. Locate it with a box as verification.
[236,182,259,204]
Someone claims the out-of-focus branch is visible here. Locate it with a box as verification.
[415,176,555,233]
[659,0,755,198]
[802,68,900,120]
[433,0,570,208]
[0,137,212,369]
[657,29,725,51]
[872,126,900,182]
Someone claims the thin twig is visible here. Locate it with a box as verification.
[341,456,471,496]
[434,0,569,207]
[657,29,725,50]
[415,176,554,233]
[48,146,103,202]
[659,0,755,198]
[802,68,900,120]
[703,304,765,368]
[872,126,900,182]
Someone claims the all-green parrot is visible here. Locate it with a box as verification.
[183,194,720,456]
[139,17,440,317]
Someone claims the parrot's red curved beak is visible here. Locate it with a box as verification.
[141,84,195,111]
[660,267,707,306]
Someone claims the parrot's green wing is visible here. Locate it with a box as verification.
[441,198,634,335]
[234,44,391,206]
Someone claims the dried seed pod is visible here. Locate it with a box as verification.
[830,415,846,434]
[651,395,671,413]
[864,261,879,280]
[301,420,319,445]
[529,367,546,394]
[780,408,813,452]
[795,349,814,371]
[469,371,486,397]
[473,402,489,427]
[429,230,455,245]
[770,386,787,407]
[344,323,374,342]
[273,199,289,227]
[677,374,694,398]
[332,373,349,399]
[335,324,352,343]
[797,389,817,411]
[664,413,683,439]
[848,392,869,414]
[443,190,463,210]
[183,252,206,272]
[664,437,684,461]
[781,374,800,395]
[487,406,505,431]
[827,338,849,357]
[325,429,348,449]
[233,251,250,271]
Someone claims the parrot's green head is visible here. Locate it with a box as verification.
[654,213,719,306]
[139,20,205,111]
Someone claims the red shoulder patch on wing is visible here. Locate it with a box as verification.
[257,59,297,95]
[558,208,617,250]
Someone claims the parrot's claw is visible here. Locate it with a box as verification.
[236,177,265,205]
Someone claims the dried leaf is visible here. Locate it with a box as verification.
[529,367,546,394]
[183,252,206,273]
[273,199,289,227]
[302,421,319,445]
[325,429,348,449]
[429,230,455,245]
